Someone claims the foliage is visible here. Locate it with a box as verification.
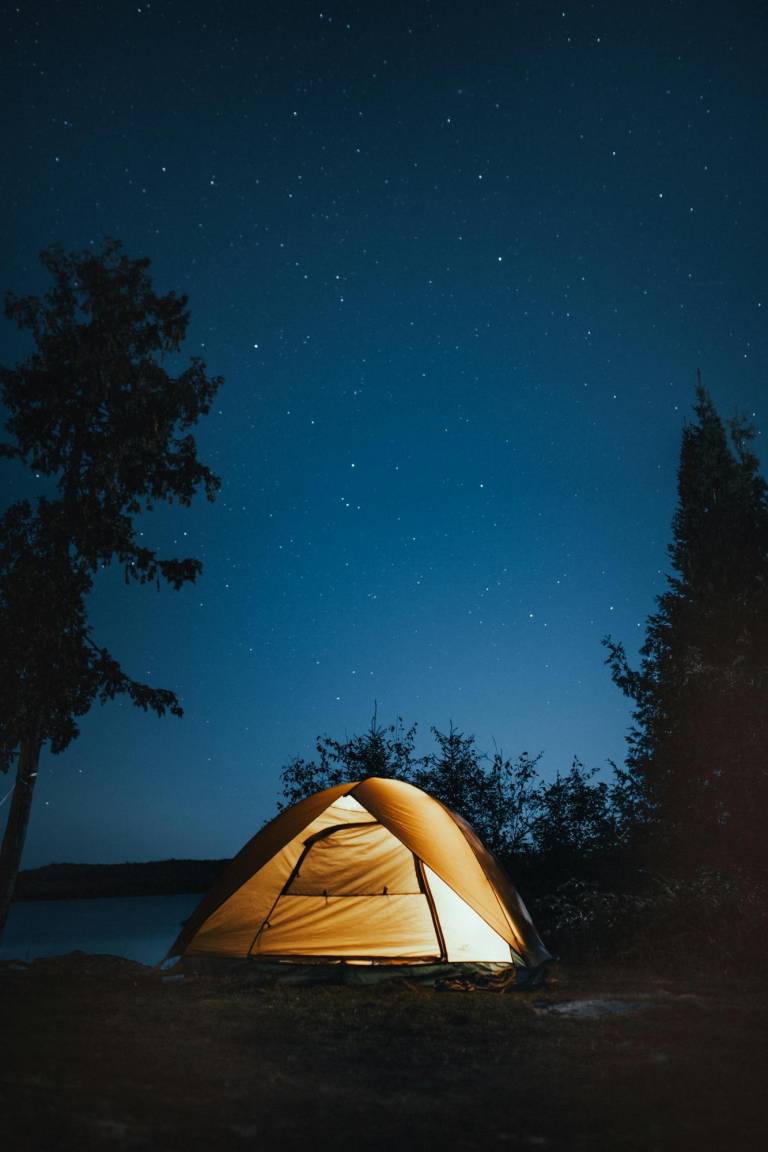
[0,239,221,936]
[279,713,640,875]
[532,879,651,962]
[532,870,768,970]
[412,726,488,825]
[0,238,222,767]
[532,760,615,864]
[466,747,542,859]
[604,386,768,876]
[278,713,421,809]
[412,727,542,858]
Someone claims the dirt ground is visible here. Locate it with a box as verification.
[1,955,765,1151]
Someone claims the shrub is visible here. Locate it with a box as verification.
[532,870,768,971]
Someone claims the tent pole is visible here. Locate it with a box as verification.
[416,858,447,962]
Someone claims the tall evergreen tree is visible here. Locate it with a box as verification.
[0,240,222,938]
[604,384,768,875]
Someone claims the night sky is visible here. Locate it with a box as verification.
[2,1,766,868]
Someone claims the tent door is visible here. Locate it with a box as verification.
[249,821,443,960]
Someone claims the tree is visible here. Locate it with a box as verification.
[414,729,541,860]
[277,712,645,881]
[412,725,488,827]
[280,713,543,863]
[531,759,619,868]
[471,748,542,859]
[0,240,222,938]
[279,709,421,809]
[604,383,768,875]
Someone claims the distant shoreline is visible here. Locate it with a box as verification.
[14,859,228,902]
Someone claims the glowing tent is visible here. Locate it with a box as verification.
[167,777,550,969]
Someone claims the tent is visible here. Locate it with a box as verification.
[167,777,551,969]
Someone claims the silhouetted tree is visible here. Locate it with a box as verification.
[412,725,487,824]
[280,713,542,858]
[604,384,768,875]
[414,729,541,860]
[278,709,421,808]
[477,748,542,858]
[531,759,618,865]
[279,713,632,874]
[0,240,222,938]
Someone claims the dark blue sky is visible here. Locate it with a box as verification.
[2,1,766,866]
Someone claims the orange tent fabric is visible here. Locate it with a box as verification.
[168,778,550,967]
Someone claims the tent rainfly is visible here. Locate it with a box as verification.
[167,777,551,968]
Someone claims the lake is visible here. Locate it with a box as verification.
[0,893,203,966]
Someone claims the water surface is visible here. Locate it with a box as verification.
[0,893,203,966]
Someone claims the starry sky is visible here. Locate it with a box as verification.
[2,1,767,867]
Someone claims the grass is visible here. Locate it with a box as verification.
[2,954,766,1150]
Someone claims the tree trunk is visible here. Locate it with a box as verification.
[0,738,41,943]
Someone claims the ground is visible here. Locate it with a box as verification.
[2,956,765,1151]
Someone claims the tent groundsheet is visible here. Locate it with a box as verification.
[175,956,550,990]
